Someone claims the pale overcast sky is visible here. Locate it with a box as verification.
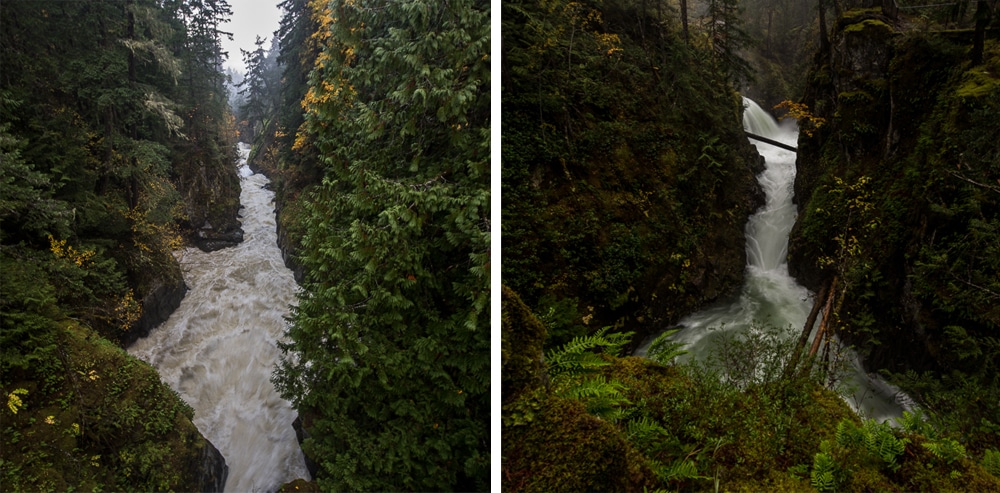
[221,0,282,74]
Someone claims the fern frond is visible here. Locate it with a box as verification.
[983,448,1000,477]
[861,419,907,471]
[626,415,669,443]
[554,375,630,422]
[546,326,634,378]
[835,419,863,448]
[895,409,933,437]
[657,458,710,482]
[810,451,839,492]
[557,376,624,400]
[647,328,688,366]
[923,439,966,465]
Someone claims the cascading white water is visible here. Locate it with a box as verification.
[129,143,309,492]
[639,99,911,422]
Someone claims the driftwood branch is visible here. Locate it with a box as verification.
[947,169,1000,195]
[785,279,830,376]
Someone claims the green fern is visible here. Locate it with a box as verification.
[862,419,908,471]
[647,328,689,366]
[546,328,634,422]
[923,438,966,465]
[835,419,864,448]
[895,409,934,437]
[657,458,710,483]
[810,449,840,492]
[555,375,630,421]
[546,326,633,378]
[626,415,670,443]
[983,449,1000,477]
[834,418,908,472]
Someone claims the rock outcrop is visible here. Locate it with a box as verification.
[122,277,188,347]
[193,438,229,493]
[788,9,1000,376]
[194,222,245,252]
[292,414,319,480]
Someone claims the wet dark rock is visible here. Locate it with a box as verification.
[195,226,245,252]
[292,414,319,480]
[122,278,188,347]
[192,437,229,493]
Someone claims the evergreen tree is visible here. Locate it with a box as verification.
[273,0,490,490]
[270,0,325,186]
[237,35,272,138]
[708,0,755,86]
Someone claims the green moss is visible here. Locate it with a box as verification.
[501,286,548,403]
[955,65,1000,98]
[842,8,882,19]
[843,18,893,35]
[1,321,219,491]
[503,389,645,493]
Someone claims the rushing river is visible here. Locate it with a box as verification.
[638,99,912,422]
[129,143,309,492]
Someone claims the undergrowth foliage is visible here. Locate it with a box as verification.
[504,280,1000,492]
[272,0,490,490]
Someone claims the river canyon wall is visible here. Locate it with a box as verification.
[501,0,765,348]
[788,8,999,379]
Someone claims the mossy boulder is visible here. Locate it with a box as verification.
[503,389,649,493]
[501,286,547,404]
[1,321,227,491]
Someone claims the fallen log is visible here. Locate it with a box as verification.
[746,131,797,152]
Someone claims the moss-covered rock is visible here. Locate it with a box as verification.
[1,321,227,491]
[501,286,548,404]
[174,141,243,253]
[502,389,647,493]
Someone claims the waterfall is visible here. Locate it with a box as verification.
[129,143,309,492]
[638,99,910,422]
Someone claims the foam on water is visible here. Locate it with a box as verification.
[129,143,309,492]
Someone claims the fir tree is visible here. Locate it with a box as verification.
[237,35,272,138]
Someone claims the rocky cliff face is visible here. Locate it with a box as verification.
[789,9,1000,376]
[121,276,188,347]
[176,145,245,253]
[502,0,768,348]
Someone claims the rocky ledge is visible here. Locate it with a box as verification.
[194,222,245,252]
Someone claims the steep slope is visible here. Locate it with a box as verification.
[502,0,764,348]
[789,7,999,451]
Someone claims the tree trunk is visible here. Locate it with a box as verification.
[819,0,830,54]
[808,278,838,359]
[971,0,992,66]
[681,0,689,43]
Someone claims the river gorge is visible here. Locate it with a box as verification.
[129,144,309,492]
